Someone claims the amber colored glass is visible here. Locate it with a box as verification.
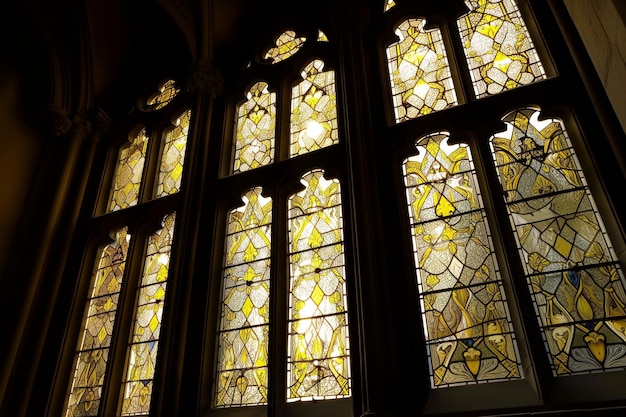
[287,170,351,401]
[403,132,523,387]
[490,107,626,375]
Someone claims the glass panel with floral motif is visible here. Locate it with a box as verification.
[290,60,339,157]
[490,107,626,375]
[156,110,191,197]
[457,0,546,98]
[147,79,179,110]
[233,82,276,173]
[403,132,523,387]
[120,213,176,415]
[108,129,149,212]
[65,227,130,417]
[287,170,351,401]
[215,188,272,407]
[386,19,458,122]
[264,30,306,64]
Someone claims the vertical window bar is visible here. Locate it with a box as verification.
[155,110,191,198]
[457,0,546,98]
[120,213,177,415]
[290,60,339,157]
[490,107,626,375]
[214,188,273,406]
[402,132,523,387]
[287,170,351,401]
[108,129,149,212]
[232,83,276,173]
[65,227,131,416]
[386,18,458,122]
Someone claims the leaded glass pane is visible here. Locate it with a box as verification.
[215,188,272,407]
[386,19,458,122]
[490,107,626,375]
[287,170,351,401]
[317,30,329,42]
[457,0,546,98]
[108,128,149,212]
[384,0,396,12]
[155,110,191,197]
[147,79,179,110]
[233,82,276,173]
[264,30,306,64]
[290,60,339,157]
[120,213,176,416]
[65,227,130,417]
[402,133,523,387]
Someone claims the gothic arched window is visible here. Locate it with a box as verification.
[385,0,625,414]
[63,78,191,417]
[212,23,353,415]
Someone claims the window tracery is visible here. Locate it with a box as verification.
[490,107,626,375]
[402,132,522,387]
[458,0,546,97]
[290,60,339,157]
[386,18,458,122]
[65,79,189,416]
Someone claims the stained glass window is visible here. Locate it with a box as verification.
[384,0,396,12]
[290,60,339,157]
[147,79,180,110]
[490,107,626,375]
[120,213,176,415]
[457,0,546,98]
[233,82,276,173]
[215,188,272,407]
[386,19,458,122]
[264,30,306,64]
[155,109,191,197]
[108,128,149,212]
[402,132,522,387]
[65,227,130,417]
[287,170,351,401]
[317,30,329,42]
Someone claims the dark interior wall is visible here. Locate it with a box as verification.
[564,0,626,135]
[0,3,49,276]
[0,69,42,272]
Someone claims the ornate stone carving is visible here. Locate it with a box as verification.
[89,109,112,141]
[70,112,92,142]
[187,61,224,98]
[328,0,366,30]
[45,106,72,137]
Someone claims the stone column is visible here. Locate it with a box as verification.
[328,1,401,416]
[157,60,224,417]
[0,106,111,417]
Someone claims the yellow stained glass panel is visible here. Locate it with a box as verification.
[264,30,306,64]
[147,79,179,110]
[290,60,339,157]
[108,128,149,212]
[403,132,522,387]
[458,0,546,98]
[233,82,275,173]
[215,188,272,407]
[65,227,130,417]
[156,110,191,197]
[287,170,351,401]
[387,18,458,122]
[490,107,626,375]
[120,213,176,416]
